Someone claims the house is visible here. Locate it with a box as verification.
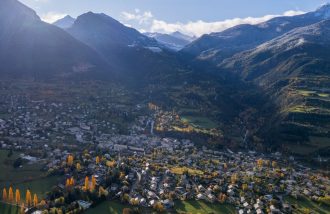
[162,199,174,209]
[207,193,216,203]
[196,193,206,200]
[269,205,281,214]
[77,200,92,210]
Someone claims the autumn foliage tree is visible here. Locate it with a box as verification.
[76,163,81,171]
[15,189,21,204]
[67,154,74,166]
[84,176,89,191]
[8,187,14,202]
[2,188,7,201]
[153,202,165,212]
[90,175,96,191]
[231,173,238,184]
[33,194,38,207]
[66,177,75,188]
[26,189,32,206]
[257,159,263,168]
[96,156,100,164]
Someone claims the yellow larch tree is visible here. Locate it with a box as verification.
[26,189,32,206]
[257,159,263,168]
[90,175,96,191]
[272,161,277,168]
[84,176,89,191]
[33,194,38,207]
[231,173,238,184]
[65,178,70,187]
[8,187,14,202]
[15,189,21,204]
[67,154,74,166]
[96,156,100,164]
[69,177,75,186]
[76,163,81,171]
[2,188,7,201]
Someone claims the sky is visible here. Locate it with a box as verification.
[21,0,330,37]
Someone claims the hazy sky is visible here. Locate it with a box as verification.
[21,0,330,36]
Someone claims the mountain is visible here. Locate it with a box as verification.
[171,31,196,42]
[66,12,187,83]
[220,20,330,153]
[68,12,159,48]
[181,4,330,64]
[53,15,76,29]
[145,32,195,51]
[0,0,111,80]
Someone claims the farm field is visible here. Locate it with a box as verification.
[284,196,330,214]
[0,150,62,202]
[85,200,236,214]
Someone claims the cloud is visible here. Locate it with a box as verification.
[122,10,305,37]
[121,9,153,24]
[151,10,305,37]
[41,12,68,23]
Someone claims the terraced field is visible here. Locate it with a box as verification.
[278,76,330,156]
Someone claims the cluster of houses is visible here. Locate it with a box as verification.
[0,94,328,213]
[26,134,327,213]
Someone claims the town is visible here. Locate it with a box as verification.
[0,84,329,214]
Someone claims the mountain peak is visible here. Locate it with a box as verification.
[53,15,75,29]
[315,3,330,18]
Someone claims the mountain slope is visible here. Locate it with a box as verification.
[68,12,159,47]
[0,0,111,80]
[220,20,330,154]
[181,4,330,64]
[53,15,76,29]
[144,32,194,51]
[66,12,189,83]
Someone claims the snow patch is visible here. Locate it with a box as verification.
[145,46,162,53]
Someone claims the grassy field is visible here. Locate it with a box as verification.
[0,150,62,198]
[85,200,236,214]
[0,150,46,185]
[170,167,204,176]
[85,201,144,214]
[284,196,330,214]
[175,200,236,214]
[285,136,330,155]
[0,177,61,214]
[0,202,21,214]
[181,116,218,129]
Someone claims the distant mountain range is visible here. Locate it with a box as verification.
[53,15,75,29]
[181,4,330,63]
[0,0,111,80]
[144,32,196,51]
[65,12,193,84]
[1,0,329,155]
